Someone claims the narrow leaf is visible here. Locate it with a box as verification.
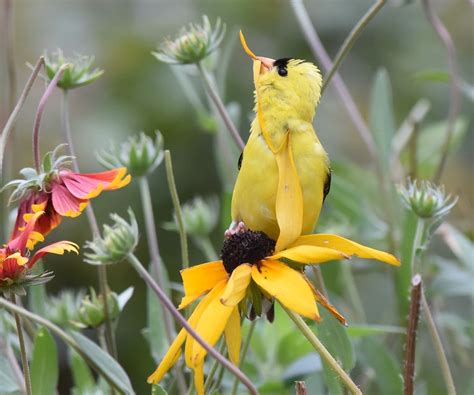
[31,327,58,395]
[69,349,95,392]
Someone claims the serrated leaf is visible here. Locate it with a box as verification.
[69,349,95,392]
[71,331,134,394]
[31,327,58,395]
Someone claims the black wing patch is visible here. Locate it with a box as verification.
[238,152,243,170]
[323,169,331,202]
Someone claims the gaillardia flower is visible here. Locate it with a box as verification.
[0,210,79,291]
[5,147,131,241]
[147,230,399,394]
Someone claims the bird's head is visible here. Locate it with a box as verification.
[240,31,322,122]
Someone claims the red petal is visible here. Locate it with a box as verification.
[51,182,88,217]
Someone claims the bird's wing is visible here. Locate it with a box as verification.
[238,152,243,170]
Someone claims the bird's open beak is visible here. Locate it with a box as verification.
[240,31,275,87]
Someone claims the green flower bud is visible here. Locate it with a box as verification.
[399,179,458,220]
[98,131,164,177]
[77,289,120,328]
[152,16,225,65]
[163,196,219,238]
[84,208,139,265]
[44,49,104,90]
[47,289,85,328]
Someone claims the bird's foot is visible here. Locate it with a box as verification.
[224,221,247,238]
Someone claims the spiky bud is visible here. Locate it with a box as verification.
[76,289,120,328]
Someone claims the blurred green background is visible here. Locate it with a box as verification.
[0,0,472,393]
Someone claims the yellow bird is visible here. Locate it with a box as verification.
[229,32,330,251]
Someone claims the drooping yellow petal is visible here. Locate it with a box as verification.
[190,283,235,367]
[275,134,303,252]
[252,260,319,320]
[180,261,228,308]
[270,245,347,264]
[224,307,242,365]
[147,328,187,384]
[184,280,227,367]
[289,234,400,266]
[193,360,205,395]
[239,30,258,60]
[220,264,252,306]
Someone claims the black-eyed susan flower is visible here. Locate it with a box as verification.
[147,229,399,394]
[0,210,78,292]
[5,146,131,241]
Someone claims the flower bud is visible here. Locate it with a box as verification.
[77,289,120,328]
[84,208,138,265]
[47,289,85,327]
[163,196,219,238]
[44,49,104,90]
[98,131,164,177]
[152,16,225,65]
[399,179,458,220]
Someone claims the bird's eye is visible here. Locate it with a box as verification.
[277,66,288,77]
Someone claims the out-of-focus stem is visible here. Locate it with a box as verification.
[127,253,259,395]
[10,294,32,395]
[340,262,366,322]
[32,64,69,171]
[231,320,257,395]
[284,306,362,395]
[0,56,44,176]
[290,0,376,158]
[5,0,16,118]
[164,150,189,270]
[203,340,226,392]
[410,219,425,274]
[61,91,117,359]
[421,292,456,395]
[421,0,461,183]
[323,0,388,93]
[404,274,422,395]
[196,62,245,150]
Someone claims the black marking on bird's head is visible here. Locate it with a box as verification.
[273,58,291,77]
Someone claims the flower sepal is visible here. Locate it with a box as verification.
[0,270,55,296]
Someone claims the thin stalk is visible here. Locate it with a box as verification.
[0,297,125,393]
[61,90,117,359]
[408,123,419,179]
[340,262,366,322]
[290,0,376,158]
[410,219,425,274]
[210,359,226,394]
[5,0,16,118]
[231,320,257,395]
[312,266,328,297]
[323,0,388,93]
[421,292,456,395]
[193,236,218,261]
[283,306,362,395]
[164,150,189,270]
[404,274,422,395]
[126,253,259,395]
[138,176,187,394]
[196,62,245,150]
[0,56,44,176]
[9,294,32,395]
[32,64,69,171]
[203,340,226,393]
[421,0,461,183]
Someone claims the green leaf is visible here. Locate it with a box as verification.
[69,349,95,393]
[412,69,450,83]
[151,384,168,395]
[358,338,403,395]
[0,353,21,393]
[71,331,134,394]
[347,325,405,337]
[31,327,58,395]
[322,361,344,395]
[370,68,396,172]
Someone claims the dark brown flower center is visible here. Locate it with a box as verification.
[221,230,276,274]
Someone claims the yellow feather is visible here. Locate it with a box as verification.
[231,58,329,241]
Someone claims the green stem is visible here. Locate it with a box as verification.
[61,90,117,359]
[9,294,32,395]
[283,306,362,395]
[421,292,456,395]
[231,320,257,395]
[340,262,366,322]
[193,236,218,261]
[0,297,124,392]
[322,0,388,93]
[164,150,189,270]
[410,219,425,274]
[203,340,226,393]
[196,62,244,150]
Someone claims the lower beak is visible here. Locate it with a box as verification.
[252,57,275,86]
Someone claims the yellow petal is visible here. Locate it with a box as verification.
[270,245,347,264]
[239,30,258,60]
[184,280,227,367]
[290,234,400,266]
[252,260,319,320]
[275,134,303,252]
[180,261,228,307]
[193,360,205,395]
[147,328,187,384]
[5,252,29,266]
[220,264,252,306]
[224,307,241,365]
[190,284,235,367]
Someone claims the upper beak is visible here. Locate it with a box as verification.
[240,31,275,85]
